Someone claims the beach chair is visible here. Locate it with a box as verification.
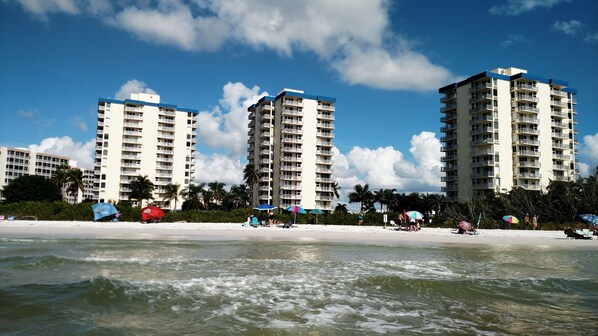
[389,220,400,230]
[251,216,259,228]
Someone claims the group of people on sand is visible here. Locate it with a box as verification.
[523,213,539,230]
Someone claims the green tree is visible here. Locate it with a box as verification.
[2,175,62,203]
[224,184,249,209]
[129,175,154,208]
[334,203,348,214]
[66,168,84,199]
[182,183,205,210]
[162,182,182,211]
[374,188,395,212]
[332,181,341,199]
[348,183,373,212]
[208,181,226,206]
[243,163,260,205]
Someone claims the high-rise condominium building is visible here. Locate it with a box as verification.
[94,93,198,209]
[0,146,72,200]
[247,89,335,210]
[439,67,578,202]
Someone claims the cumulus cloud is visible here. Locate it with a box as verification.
[489,0,570,16]
[332,131,442,198]
[332,44,453,91]
[584,32,598,44]
[195,82,267,157]
[581,133,598,167]
[28,136,95,169]
[552,20,583,35]
[14,0,454,92]
[193,152,245,186]
[114,79,157,100]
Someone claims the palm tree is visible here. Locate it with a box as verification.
[374,188,396,212]
[334,203,348,214]
[348,183,373,212]
[208,181,226,206]
[163,182,182,211]
[243,163,260,205]
[52,163,71,200]
[225,184,249,209]
[129,175,154,208]
[183,183,205,210]
[66,168,84,199]
[332,181,341,199]
[201,189,214,209]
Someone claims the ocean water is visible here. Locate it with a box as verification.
[0,238,597,335]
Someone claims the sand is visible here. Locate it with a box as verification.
[1,220,597,249]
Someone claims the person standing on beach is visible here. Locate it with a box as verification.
[523,214,530,230]
[532,214,538,230]
[357,211,364,226]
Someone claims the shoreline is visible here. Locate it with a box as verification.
[1,220,597,249]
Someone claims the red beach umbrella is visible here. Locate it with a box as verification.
[142,206,165,223]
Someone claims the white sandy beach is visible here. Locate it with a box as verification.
[1,220,597,249]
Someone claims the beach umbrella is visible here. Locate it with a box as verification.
[309,209,325,224]
[502,215,519,224]
[459,220,472,231]
[287,205,306,224]
[406,211,424,220]
[579,214,598,226]
[254,203,277,211]
[91,203,118,221]
[142,206,165,223]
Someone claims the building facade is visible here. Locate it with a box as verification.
[0,146,72,199]
[439,67,578,202]
[94,93,198,210]
[247,89,335,210]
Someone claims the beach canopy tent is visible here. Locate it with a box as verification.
[142,206,165,223]
[92,203,118,221]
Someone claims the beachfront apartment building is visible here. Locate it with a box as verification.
[0,146,72,200]
[439,67,578,202]
[247,89,336,210]
[94,93,198,210]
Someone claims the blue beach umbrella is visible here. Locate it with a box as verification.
[309,209,325,224]
[579,214,598,226]
[254,203,277,211]
[92,203,118,221]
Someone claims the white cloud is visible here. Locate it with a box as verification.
[585,32,598,44]
[193,152,244,186]
[28,136,95,169]
[581,133,598,168]
[114,79,157,100]
[17,109,36,118]
[195,82,267,157]
[15,0,455,92]
[500,34,529,48]
[15,0,79,20]
[552,20,583,35]
[490,0,570,16]
[332,44,453,91]
[577,162,590,178]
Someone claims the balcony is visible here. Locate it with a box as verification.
[283,119,303,126]
[441,114,457,122]
[317,132,334,138]
[550,100,567,107]
[282,128,303,135]
[518,161,540,168]
[472,171,495,178]
[283,100,304,107]
[283,109,303,116]
[158,110,176,116]
[514,106,539,113]
[470,105,493,114]
[470,138,496,146]
[441,94,457,103]
[550,109,565,118]
[158,125,175,132]
[551,132,566,139]
[471,127,494,135]
[472,182,494,189]
[551,121,567,128]
[441,154,457,162]
[317,113,335,120]
[517,128,539,135]
[440,134,457,141]
[124,105,143,112]
[512,83,538,92]
[317,123,335,129]
[469,82,492,92]
[124,122,142,128]
[282,156,302,163]
[553,164,566,170]
[283,137,302,144]
[515,139,539,146]
[472,148,494,156]
[317,104,335,111]
[517,172,540,179]
[440,144,458,152]
[550,89,567,97]
[124,113,143,120]
[441,103,457,112]
[469,94,493,103]
[513,116,538,124]
[316,149,333,156]
[552,153,570,160]
[516,150,540,157]
[515,95,538,103]
[472,160,494,167]
[469,115,494,125]
[518,184,541,190]
[122,146,141,152]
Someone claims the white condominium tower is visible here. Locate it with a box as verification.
[94,93,198,209]
[0,146,71,200]
[247,89,335,210]
[440,67,578,202]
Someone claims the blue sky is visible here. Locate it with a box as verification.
[1,0,597,205]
